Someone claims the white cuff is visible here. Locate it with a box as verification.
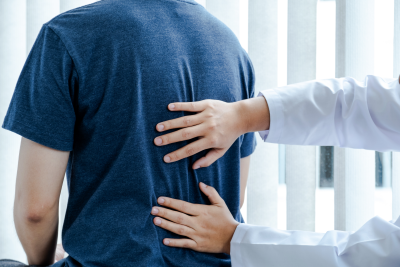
[258,89,284,143]
[231,223,252,267]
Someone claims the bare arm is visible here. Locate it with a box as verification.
[14,137,69,265]
[239,156,250,209]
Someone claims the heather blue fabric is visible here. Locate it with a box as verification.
[2,0,256,266]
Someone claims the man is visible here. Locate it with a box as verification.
[0,0,255,266]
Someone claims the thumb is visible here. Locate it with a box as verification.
[199,182,223,205]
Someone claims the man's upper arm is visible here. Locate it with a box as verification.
[15,137,69,218]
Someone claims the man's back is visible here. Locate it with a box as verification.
[3,0,255,266]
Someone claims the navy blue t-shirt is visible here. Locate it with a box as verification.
[2,0,256,266]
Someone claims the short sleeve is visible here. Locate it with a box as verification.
[239,55,257,158]
[240,132,256,158]
[2,24,77,151]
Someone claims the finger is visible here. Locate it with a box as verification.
[199,182,224,205]
[154,125,204,146]
[157,197,200,215]
[192,148,227,169]
[163,138,211,164]
[168,100,209,112]
[153,217,194,238]
[163,238,198,250]
[156,114,202,132]
[151,206,193,227]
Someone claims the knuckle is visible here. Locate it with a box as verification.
[183,119,191,126]
[190,103,196,110]
[176,215,184,224]
[181,130,191,139]
[209,137,218,146]
[177,227,186,236]
[208,122,217,130]
[183,241,190,248]
[185,147,195,156]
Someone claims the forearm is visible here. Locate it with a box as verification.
[231,216,400,267]
[14,202,59,265]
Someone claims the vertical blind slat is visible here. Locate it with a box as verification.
[392,0,400,221]
[393,153,400,220]
[247,0,279,227]
[394,0,400,78]
[334,0,375,231]
[0,0,27,262]
[286,0,317,231]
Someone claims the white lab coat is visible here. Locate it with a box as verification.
[230,75,400,267]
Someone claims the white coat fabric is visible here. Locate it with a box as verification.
[231,75,400,267]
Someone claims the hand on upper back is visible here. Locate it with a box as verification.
[154,97,270,169]
[151,182,239,254]
[153,100,246,169]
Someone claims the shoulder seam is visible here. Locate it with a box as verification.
[43,24,81,84]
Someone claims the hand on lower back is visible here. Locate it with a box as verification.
[151,182,239,254]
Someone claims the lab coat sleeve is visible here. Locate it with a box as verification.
[231,216,400,267]
[259,75,400,152]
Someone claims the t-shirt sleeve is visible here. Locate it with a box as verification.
[2,24,77,151]
[239,56,257,159]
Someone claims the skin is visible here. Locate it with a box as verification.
[151,182,238,254]
[154,96,270,169]
[14,137,69,265]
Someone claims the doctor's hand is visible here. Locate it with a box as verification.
[151,182,239,254]
[154,97,270,169]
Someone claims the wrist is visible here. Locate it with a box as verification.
[237,97,270,134]
[223,221,240,255]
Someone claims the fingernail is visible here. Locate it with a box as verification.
[152,208,159,215]
[158,198,165,204]
[164,156,171,163]
[164,240,170,245]
[193,165,200,170]
[155,138,162,145]
[155,218,162,225]
[169,104,175,110]
[157,124,165,131]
